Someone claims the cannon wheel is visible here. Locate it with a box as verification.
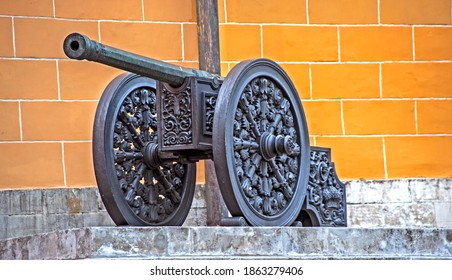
[213,59,310,226]
[93,73,196,226]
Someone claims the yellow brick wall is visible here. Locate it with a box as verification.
[0,0,451,189]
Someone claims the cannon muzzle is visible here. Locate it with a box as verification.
[63,33,218,87]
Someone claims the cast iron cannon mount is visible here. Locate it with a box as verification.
[63,33,346,227]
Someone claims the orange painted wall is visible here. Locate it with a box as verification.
[0,0,451,190]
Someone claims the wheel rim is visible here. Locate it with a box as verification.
[213,59,310,226]
[93,73,196,226]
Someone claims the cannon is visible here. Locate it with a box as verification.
[63,33,346,227]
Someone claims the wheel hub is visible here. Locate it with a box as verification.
[259,132,299,161]
[142,142,161,169]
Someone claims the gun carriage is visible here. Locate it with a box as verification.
[63,33,345,227]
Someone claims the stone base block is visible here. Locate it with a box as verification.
[1,227,451,260]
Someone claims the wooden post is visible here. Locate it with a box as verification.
[196,0,221,74]
[196,0,225,226]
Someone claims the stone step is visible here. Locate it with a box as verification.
[1,227,451,259]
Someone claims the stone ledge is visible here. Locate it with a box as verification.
[0,185,206,239]
[346,178,452,227]
[2,179,451,240]
[1,227,451,260]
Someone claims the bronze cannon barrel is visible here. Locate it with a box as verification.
[63,33,218,87]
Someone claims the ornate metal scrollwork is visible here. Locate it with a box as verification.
[161,86,193,147]
[303,147,347,227]
[203,92,217,135]
[113,85,189,224]
[232,77,301,217]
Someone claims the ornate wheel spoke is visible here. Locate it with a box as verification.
[93,73,195,226]
[269,158,285,183]
[233,137,259,151]
[114,150,143,163]
[118,110,145,149]
[237,95,262,138]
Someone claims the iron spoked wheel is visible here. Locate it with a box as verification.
[213,59,310,226]
[93,73,196,226]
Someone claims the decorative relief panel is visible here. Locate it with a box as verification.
[161,86,193,147]
[303,147,347,227]
[202,92,217,136]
